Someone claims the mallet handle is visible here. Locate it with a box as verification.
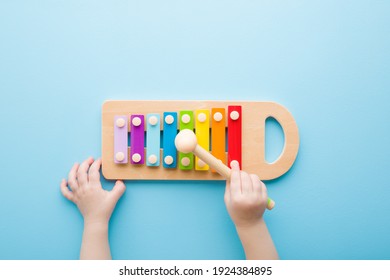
[193,145,275,210]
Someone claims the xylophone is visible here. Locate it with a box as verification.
[102,101,299,181]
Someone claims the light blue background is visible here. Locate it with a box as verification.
[0,1,389,260]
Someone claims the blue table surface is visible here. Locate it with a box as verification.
[0,1,389,260]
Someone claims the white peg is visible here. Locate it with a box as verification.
[165,115,174,125]
[197,113,207,123]
[115,152,125,162]
[181,157,191,167]
[132,117,142,126]
[148,116,158,126]
[164,155,174,165]
[116,118,126,128]
[213,112,223,122]
[230,110,240,120]
[132,153,141,163]
[181,114,191,124]
[148,154,157,164]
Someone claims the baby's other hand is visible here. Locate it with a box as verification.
[60,157,126,225]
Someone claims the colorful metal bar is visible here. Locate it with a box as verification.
[130,114,145,164]
[163,112,177,168]
[114,115,129,164]
[146,113,160,166]
[211,108,226,172]
[195,109,210,171]
[228,105,242,168]
[179,111,194,170]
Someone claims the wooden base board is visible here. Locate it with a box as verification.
[102,100,299,181]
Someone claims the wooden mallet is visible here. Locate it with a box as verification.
[175,129,275,210]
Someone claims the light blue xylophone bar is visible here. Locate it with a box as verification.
[162,112,177,168]
[146,113,161,166]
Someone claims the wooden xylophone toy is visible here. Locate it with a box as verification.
[102,101,299,181]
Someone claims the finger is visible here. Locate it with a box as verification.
[250,174,262,196]
[240,171,252,195]
[88,158,102,184]
[77,157,94,186]
[60,179,75,202]
[261,181,268,200]
[224,180,231,203]
[68,163,80,191]
[225,179,231,194]
[229,160,242,195]
[110,180,126,203]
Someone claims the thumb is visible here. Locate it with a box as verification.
[110,180,126,202]
[230,160,240,171]
[229,160,241,196]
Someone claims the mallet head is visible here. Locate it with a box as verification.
[175,129,198,153]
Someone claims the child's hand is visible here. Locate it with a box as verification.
[60,157,126,225]
[224,160,268,228]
